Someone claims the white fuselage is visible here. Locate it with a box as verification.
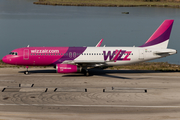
[74,47,176,67]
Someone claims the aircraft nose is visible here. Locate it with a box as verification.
[2,56,7,63]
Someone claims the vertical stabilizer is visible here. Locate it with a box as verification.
[139,20,174,48]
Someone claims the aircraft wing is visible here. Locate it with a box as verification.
[62,60,105,64]
[62,50,121,64]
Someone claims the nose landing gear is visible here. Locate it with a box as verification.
[24,66,29,75]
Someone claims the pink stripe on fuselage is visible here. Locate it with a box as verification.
[145,20,174,43]
[11,47,69,66]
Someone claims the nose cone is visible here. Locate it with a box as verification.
[2,56,7,63]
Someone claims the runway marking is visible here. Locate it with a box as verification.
[129,76,180,78]
[0,104,180,108]
[0,80,14,81]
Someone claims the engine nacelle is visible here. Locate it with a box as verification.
[56,64,81,73]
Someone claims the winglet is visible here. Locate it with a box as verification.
[139,20,174,48]
[96,39,103,47]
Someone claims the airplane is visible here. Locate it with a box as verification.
[2,20,177,76]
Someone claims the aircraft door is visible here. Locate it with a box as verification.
[69,52,72,58]
[139,49,144,60]
[23,49,29,60]
[73,52,76,58]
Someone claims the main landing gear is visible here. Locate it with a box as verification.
[82,68,89,76]
[24,66,29,75]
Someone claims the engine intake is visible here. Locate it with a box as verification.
[56,64,81,73]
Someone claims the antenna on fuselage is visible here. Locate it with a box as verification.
[103,45,106,47]
[27,45,30,47]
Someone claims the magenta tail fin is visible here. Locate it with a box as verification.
[139,20,174,48]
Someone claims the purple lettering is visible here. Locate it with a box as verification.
[117,50,126,60]
[123,51,131,60]
[103,50,132,61]
[103,51,115,61]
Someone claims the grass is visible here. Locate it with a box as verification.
[110,62,180,72]
[1,60,180,72]
[33,0,180,8]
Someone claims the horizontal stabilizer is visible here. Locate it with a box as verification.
[154,49,177,55]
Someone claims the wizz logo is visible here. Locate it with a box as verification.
[103,50,131,61]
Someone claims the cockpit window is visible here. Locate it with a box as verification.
[9,52,18,55]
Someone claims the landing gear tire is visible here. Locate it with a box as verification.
[85,72,89,76]
[82,69,89,76]
[24,66,29,75]
[24,71,29,75]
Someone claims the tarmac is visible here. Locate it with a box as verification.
[0,67,180,120]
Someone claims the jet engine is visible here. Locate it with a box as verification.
[56,64,81,73]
